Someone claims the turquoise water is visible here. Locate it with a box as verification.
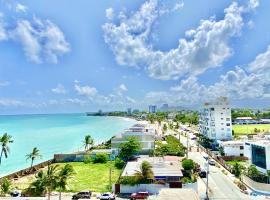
[0,114,136,177]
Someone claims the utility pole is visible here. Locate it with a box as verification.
[205,158,210,200]
[186,132,189,159]
[109,155,112,192]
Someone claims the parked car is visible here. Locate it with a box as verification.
[72,190,92,199]
[130,191,149,199]
[10,189,21,197]
[199,169,207,178]
[203,154,209,160]
[97,192,115,200]
[208,159,215,166]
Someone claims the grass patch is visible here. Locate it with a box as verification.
[13,162,122,193]
[233,124,270,135]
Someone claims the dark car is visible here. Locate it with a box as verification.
[199,170,207,178]
[72,190,92,199]
[130,191,149,199]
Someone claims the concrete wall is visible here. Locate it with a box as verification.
[114,184,169,194]
[242,175,270,194]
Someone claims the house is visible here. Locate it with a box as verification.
[244,140,270,173]
[111,124,155,155]
[199,97,232,141]
[220,141,245,156]
[121,156,183,184]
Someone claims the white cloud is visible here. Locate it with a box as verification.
[15,3,27,13]
[106,8,114,20]
[173,1,184,11]
[0,81,10,87]
[119,84,128,92]
[74,83,98,98]
[51,84,67,94]
[103,1,247,80]
[0,99,24,106]
[0,13,7,41]
[10,17,70,64]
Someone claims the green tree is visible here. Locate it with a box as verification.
[57,164,75,200]
[175,122,179,130]
[46,165,59,200]
[92,153,108,163]
[147,114,155,124]
[0,133,13,165]
[182,159,195,171]
[29,171,47,196]
[267,170,270,184]
[0,178,12,196]
[247,165,259,179]
[119,137,141,161]
[135,161,154,183]
[26,147,42,168]
[83,135,94,151]
[162,124,168,134]
[218,146,225,156]
[232,162,244,178]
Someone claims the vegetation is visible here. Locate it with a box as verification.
[162,124,168,134]
[119,136,141,161]
[233,124,270,135]
[0,178,12,196]
[182,159,195,171]
[231,162,245,178]
[173,112,199,125]
[231,109,270,120]
[92,153,108,164]
[155,135,185,156]
[57,164,75,200]
[245,165,268,183]
[114,157,125,169]
[197,134,213,149]
[26,147,42,168]
[134,161,154,184]
[218,146,225,156]
[0,133,13,165]
[83,135,94,151]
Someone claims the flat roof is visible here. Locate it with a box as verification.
[247,140,270,147]
[122,156,183,177]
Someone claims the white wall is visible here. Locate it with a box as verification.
[223,145,244,156]
[115,184,169,194]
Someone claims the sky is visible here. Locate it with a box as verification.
[0,0,269,114]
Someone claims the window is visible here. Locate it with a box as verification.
[251,145,266,169]
[240,146,244,150]
[226,123,230,126]
[211,108,215,111]
[240,153,244,157]
[221,118,224,120]
[226,118,230,121]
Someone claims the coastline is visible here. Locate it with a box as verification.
[0,114,137,177]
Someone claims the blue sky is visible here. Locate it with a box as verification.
[0,0,269,114]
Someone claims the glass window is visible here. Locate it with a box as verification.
[251,145,266,169]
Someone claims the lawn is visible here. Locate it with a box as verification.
[13,162,122,193]
[233,124,270,135]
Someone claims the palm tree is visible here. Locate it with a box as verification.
[83,135,94,151]
[57,164,75,200]
[26,147,42,168]
[29,171,47,196]
[46,165,59,200]
[0,178,12,196]
[267,170,270,184]
[0,133,13,165]
[135,161,154,183]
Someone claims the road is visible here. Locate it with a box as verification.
[177,132,263,200]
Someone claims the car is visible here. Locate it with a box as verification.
[72,190,92,199]
[130,191,149,199]
[10,189,21,197]
[97,192,115,200]
[203,154,209,160]
[199,170,207,178]
[208,159,215,166]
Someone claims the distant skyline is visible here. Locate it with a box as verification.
[0,0,269,114]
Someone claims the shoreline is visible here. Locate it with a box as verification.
[0,115,138,178]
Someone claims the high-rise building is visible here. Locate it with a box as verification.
[127,108,132,116]
[148,105,157,114]
[199,97,232,141]
[160,103,169,112]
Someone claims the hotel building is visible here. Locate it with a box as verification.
[199,97,232,141]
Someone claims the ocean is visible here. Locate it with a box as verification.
[0,113,136,177]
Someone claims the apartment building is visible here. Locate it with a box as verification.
[220,141,245,156]
[199,97,232,141]
[148,105,157,114]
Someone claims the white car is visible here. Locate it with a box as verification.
[208,159,215,166]
[97,192,115,200]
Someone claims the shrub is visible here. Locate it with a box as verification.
[0,178,12,195]
[182,159,195,171]
[92,153,108,163]
[114,158,125,169]
[83,155,92,164]
[118,177,139,186]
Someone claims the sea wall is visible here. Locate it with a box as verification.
[0,159,54,181]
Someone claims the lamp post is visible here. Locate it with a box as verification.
[205,158,210,200]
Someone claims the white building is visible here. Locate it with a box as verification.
[149,105,157,114]
[220,141,244,156]
[111,124,155,155]
[199,97,232,141]
[244,140,270,173]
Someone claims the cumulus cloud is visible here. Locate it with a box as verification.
[119,84,128,92]
[0,13,7,41]
[106,8,114,20]
[145,44,270,105]
[103,0,249,80]
[10,17,70,64]
[51,84,67,94]
[74,82,98,98]
[15,3,27,13]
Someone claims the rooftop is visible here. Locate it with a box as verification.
[122,156,183,177]
[247,140,270,147]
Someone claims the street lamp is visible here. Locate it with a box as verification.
[205,158,210,200]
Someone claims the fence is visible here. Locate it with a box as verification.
[0,159,54,181]
[113,184,169,194]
